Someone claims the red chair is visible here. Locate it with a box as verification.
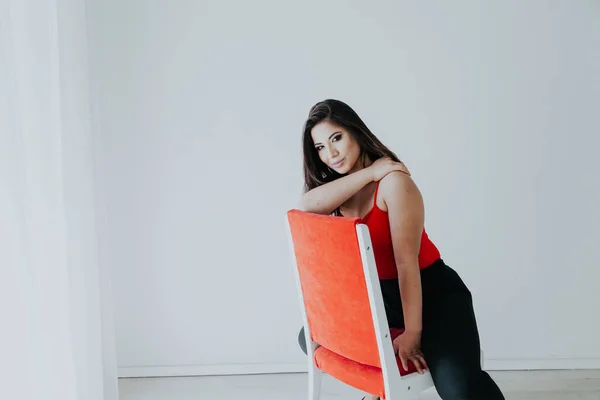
[285,209,435,400]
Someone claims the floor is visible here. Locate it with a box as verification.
[119,370,600,399]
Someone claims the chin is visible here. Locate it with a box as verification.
[344,161,361,174]
[335,164,354,175]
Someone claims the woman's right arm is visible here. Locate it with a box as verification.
[298,168,374,215]
[298,158,410,215]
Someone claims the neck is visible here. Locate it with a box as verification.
[349,155,373,174]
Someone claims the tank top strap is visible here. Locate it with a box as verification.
[373,180,381,203]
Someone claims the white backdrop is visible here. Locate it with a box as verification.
[87,0,600,376]
[0,0,118,398]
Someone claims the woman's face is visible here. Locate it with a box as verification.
[311,120,363,174]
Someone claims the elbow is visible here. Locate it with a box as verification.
[296,196,329,215]
[296,195,311,212]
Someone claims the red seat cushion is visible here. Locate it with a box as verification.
[312,328,418,398]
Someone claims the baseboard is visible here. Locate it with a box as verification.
[484,358,600,371]
[118,363,308,378]
[119,358,600,378]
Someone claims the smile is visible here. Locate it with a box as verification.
[330,158,345,168]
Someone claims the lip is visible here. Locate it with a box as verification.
[330,158,345,168]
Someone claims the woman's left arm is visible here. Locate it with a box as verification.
[380,171,427,372]
[381,171,424,333]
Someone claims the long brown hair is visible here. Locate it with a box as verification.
[301,99,401,194]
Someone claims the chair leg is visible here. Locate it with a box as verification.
[308,366,323,400]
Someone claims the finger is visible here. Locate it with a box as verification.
[401,164,411,175]
[417,354,429,371]
[409,356,423,374]
[392,162,411,174]
[411,356,425,374]
[394,165,411,176]
[400,354,408,371]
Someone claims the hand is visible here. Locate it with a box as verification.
[392,331,428,374]
[369,157,411,181]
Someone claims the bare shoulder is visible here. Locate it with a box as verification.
[378,171,422,209]
[379,170,419,193]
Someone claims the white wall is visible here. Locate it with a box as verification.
[87,0,600,375]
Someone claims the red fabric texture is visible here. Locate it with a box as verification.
[287,210,381,367]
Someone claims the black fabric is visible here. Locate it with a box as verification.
[297,259,505,400]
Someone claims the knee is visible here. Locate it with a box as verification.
[298,327,307,355]
[431,361,503,400]
[432,365,472,400]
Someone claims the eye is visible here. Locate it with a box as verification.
[315,145,324,151]
[332,134,342,142]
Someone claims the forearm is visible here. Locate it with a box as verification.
[397,261,423,334]
[298,168,373,215]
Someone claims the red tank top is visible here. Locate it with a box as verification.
[360,181,441,280]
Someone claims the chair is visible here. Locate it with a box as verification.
[285,209,435,400]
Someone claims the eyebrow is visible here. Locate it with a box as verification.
[314,131,342,146]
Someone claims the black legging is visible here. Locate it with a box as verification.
[297,259,505,400]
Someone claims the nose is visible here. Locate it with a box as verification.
[325,145,338,160]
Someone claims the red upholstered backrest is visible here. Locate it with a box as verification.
[287,209,381,367]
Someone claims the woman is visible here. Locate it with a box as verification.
[296,99,504,400]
